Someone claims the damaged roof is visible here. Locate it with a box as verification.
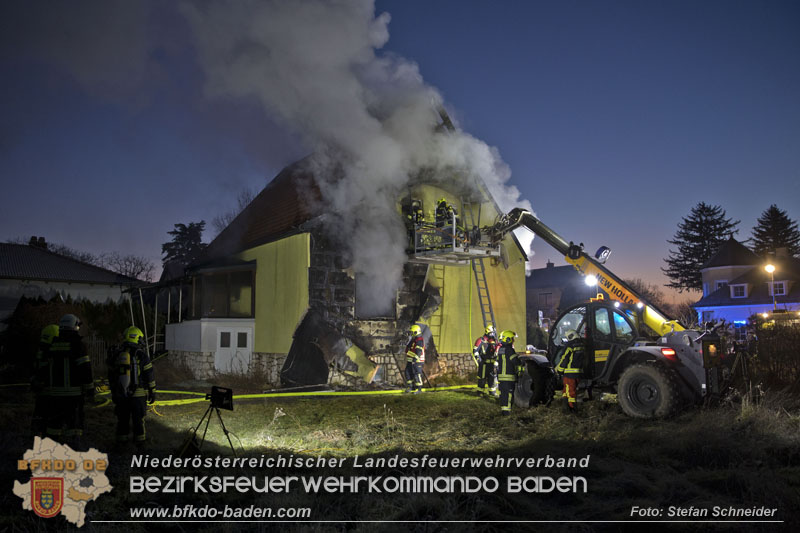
[202,159,322,261]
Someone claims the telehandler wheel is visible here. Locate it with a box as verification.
[617,363,681,419]
[514,363,553,408]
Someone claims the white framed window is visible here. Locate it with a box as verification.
[703,283,709,296]
[715,280,728,291]
[730,284,747,298]
[770,281,786,296]
[701,310,714,322]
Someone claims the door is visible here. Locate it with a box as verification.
[215,328,252,373]
[589,306,636,380]
[549,305,587,369]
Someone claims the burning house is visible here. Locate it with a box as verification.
[165,157,528,387]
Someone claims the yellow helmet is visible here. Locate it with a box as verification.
[499,330,517,345]
[124,326,144,345]
[485,324,495,336]
[565,330,579,342]
[40,324,60,345]
[438,197,447,204]
[409,324,422,336]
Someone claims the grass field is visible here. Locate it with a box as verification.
[3,382,800,531]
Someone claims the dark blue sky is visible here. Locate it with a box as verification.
[1,1,798,301]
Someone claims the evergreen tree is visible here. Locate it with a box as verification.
[750,205,800,257]
[161,221,207,268]
[662,203,739,292]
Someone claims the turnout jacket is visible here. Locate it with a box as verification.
[473,335,498,362]
[496,344,522,382]
[405,335,426,363]
[43,330,93,397]
[555,338,586,376]
[109,343,155,400]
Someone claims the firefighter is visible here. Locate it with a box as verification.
[404,324,425,394]
[44,314,93,447]
[473,324,499,397]
[554,330,585,412]
[496,330,523,415]
[435,197,457,227]
[109,326,156,447]
[31,324,59,436]
[405,200,424,251]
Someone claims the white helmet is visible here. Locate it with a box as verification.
[59,314,82,331]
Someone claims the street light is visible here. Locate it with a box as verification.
[765,263,776,311]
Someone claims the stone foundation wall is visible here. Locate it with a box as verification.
[168,350,288,385]
[169,350,215,380]
[250,353,289,385]
[436,353,476,376]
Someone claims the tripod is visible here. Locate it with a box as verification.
[180,403,237,457]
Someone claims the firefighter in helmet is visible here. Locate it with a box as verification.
[434,197,457,227]
[44,314,93,447]
[109,326,156,447]
[404,324,426,394]
[554,330,585,412]
[31,324,59,436]
[473,324,499,397]
[496,330,523,415]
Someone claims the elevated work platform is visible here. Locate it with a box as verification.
[406,215,500,266]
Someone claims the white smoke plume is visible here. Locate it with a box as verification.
[183,0,534,315]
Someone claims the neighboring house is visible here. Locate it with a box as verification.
[164,160,528,386]
[525,261,587,331]
[693,237,800,337]
[0,239,141,330]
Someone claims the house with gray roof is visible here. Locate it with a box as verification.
[692,236,800,334]
[0,239,141,330]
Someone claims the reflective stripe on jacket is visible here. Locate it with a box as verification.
[473,335,498,361]
[406,336,426,363]
[496,345,520,382]
[555,340,585,376]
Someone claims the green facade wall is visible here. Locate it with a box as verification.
[238,233,310,353]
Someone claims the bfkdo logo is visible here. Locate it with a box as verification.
[31,478,64,518]
[14,438,114,527]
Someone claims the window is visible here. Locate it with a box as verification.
[731,285,746,298]
[538,292,553,307]
[701,311,714,322]
[612,310,634,343]
[733,323,747,342]
[553,307,586,347]
[594,308,612,339]
[220,332,231,348]
[237,332,248,348]
[715,280,728,291]
[194,268,255,319]
[771,281,786,296]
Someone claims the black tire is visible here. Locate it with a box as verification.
[514,363,554,408]
[617,363,681,419]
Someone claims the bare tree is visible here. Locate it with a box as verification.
[624,278,668,309]
[99,252,156,282]
[211,187,256,236]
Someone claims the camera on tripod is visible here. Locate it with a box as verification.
[206,386,234,411]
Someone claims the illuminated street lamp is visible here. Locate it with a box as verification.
[765,264,776,311]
